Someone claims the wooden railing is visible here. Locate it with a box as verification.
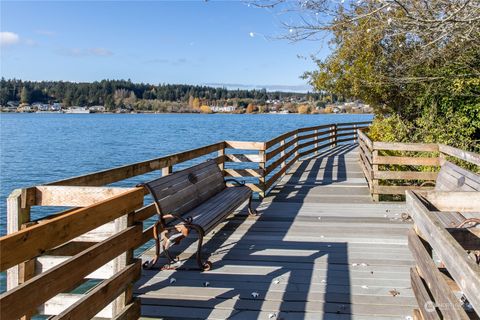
[263,121,371,195]
[357,130,480,201]
[406,190,480,319]
[1,120,370,319]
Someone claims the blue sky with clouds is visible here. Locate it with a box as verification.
[1,1,330,91]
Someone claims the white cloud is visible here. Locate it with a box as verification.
[0,32,20,46]
[89,47,113,56]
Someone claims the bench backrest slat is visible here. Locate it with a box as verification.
[435,161,480,191]
[145,160,225,216]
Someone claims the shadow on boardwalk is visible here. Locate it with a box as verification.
[135,145,361,319]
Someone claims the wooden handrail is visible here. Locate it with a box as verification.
[0,188,144,271]
[357,128,479,200]
[407,190,480,318]
[48,142,226,187]
[439,144,480,166]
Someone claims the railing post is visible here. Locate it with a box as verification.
[314,129,319,155]
[372,148,379,202]
[259,148,266,198]
[7,189,34,319]
[294,131,299,158]
[334,124,338,147]
[280,140,286,169]
[218,146,225,175]
[7,189,32,290]
[353,124,357,143]
[162,166,172,176]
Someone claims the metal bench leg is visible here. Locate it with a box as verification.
[248,193,257,216]
[189,224,212,271]
[143,221,162,269]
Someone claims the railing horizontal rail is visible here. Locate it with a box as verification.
[373,156,440,166]
[358,128,479,200]
[0,188,143,271]
[0,224,143,320]
[373,142,439,152]
[51,259,141,320]
[439,144,480,166]
[374,171,438,180]
[407,190,480,318]
[48,142,226,187]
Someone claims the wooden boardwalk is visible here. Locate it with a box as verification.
[136,144,415,319]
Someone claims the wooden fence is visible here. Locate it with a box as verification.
[406,190,480,319]
[357,129,480,201]
[0,120,369,319]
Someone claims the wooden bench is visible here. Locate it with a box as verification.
[139,159,256,271]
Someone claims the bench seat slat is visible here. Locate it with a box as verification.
[160,172,225,215]
[183,186,251,232]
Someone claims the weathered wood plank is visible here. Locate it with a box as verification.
[38,293,113,318]
[225,141,266,150]
[439,144,480,166]
[34,186,135,207]
[375,185,434,195]
[225,153,262,163]
[373,156,440,166]
[224,168,263,178]
[265,130,298,149]
[373,142,439,152]
[48,142,225,186]
[407,191,480,315]
[6,189,31,290]
[407,228,469,319]
[36,256,115,279]
[0,224,143,320]
[410,267,441,320]
[357,129,373,151]
[0,188,144,271]
[422,191,480,212]
[374,171,438,181]
[52,259,141,320]
[112,298,140,320]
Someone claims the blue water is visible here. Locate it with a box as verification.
[0,113,372,232]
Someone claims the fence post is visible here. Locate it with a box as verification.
[331,124,338,147]
[7,189,32,290]
[162,166,172,176]
[294,130,299,158]
[314,129,319,155]
[7,189,34,319]
[353,124,357,143]
[258,148,266,198]
[218,146,225,175]
[280,140,286,169]
[372,149,379,201]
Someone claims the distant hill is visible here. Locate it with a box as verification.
[0,78,322,111]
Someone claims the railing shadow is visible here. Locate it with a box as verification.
[267,144,357,203]
[134,145,355,319]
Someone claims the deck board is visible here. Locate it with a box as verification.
[136,144,414,319]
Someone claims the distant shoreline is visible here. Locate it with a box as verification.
[0,111,373,115]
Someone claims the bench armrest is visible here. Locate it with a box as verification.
[224,178,245,187]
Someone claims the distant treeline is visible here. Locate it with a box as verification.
[0,78,326,111]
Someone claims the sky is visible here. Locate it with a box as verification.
[0,1,331,92]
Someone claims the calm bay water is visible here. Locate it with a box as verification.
[0,112,372,233]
